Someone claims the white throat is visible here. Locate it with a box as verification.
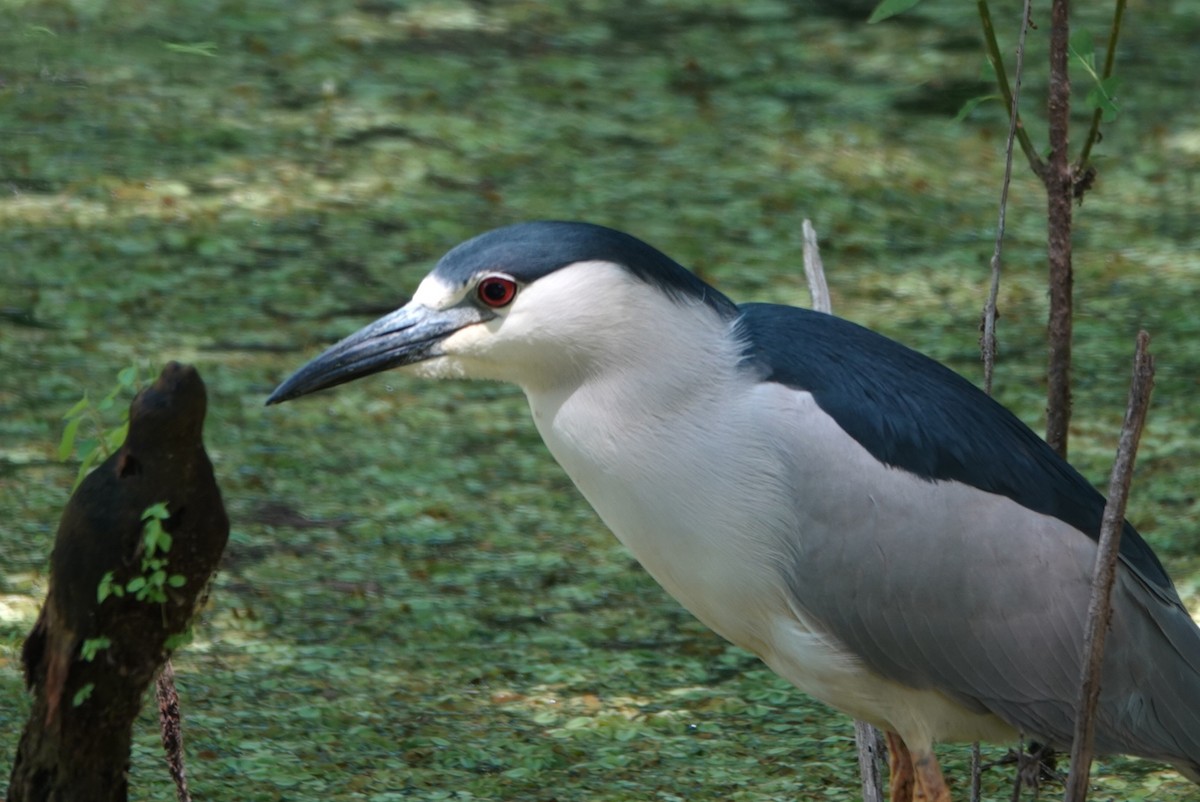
[515,276,789,654]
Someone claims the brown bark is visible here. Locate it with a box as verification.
[8,362,228,802]
[156,662,191,802]
[1063,332,1155,802]
[1045,0,1074,458]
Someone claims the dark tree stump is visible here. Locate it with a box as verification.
[9,362,229,802]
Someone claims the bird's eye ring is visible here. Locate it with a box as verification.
[477,275,517,308]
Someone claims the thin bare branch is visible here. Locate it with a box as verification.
[855,719,887,802]
[1045,0,1074,458]
[971,740,984,802]
[1009,743,1025,802]
[978,2,1035,786]
[977,0,1044,180]
[157,660,192,802]
[1077,0,1128,173]
[1063,331,1155,802]
[981,0,1035,395]
[802,219,832,315]
[802,220,884,802]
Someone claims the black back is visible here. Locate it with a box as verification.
[736,302,1176,597]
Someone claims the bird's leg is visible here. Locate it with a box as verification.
[886,731,917,802]
[912,749,952,802]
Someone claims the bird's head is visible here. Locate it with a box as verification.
[266,221,737,403]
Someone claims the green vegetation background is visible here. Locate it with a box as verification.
[1,0,1197,799]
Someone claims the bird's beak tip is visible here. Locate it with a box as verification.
[265,376,318,406]
[264,302,485,409]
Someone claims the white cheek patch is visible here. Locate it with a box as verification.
[439,321,493,356]
[409,357,467,380]
[411,275,463,310]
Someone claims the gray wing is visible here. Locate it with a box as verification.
[775,419,1200,775]
[736,302,1177,598]
[737,302,1199,773]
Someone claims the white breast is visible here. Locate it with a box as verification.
[495,264,1014,749]
[524,370,1016,751]
[524,376,837,648]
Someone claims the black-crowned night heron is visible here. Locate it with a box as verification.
[268,221,1200,801]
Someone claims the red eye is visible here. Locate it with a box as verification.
[477,275,517,308]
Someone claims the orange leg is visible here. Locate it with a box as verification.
[912,749,952,802]
[886,731,916,802]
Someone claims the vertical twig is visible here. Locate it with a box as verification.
[1063,331,1155,802]
[854,720,887,802]
[977,0,1045,180]
[981,0,1035,396]
[802,220,884,802]
[1076,0,1128,172]
[1009,737,1026,802]
[802,220,832,315]
[978,6,1035,793]
[970,740,984,802]
[157,660,192,802]
[1045,0,1074,458]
